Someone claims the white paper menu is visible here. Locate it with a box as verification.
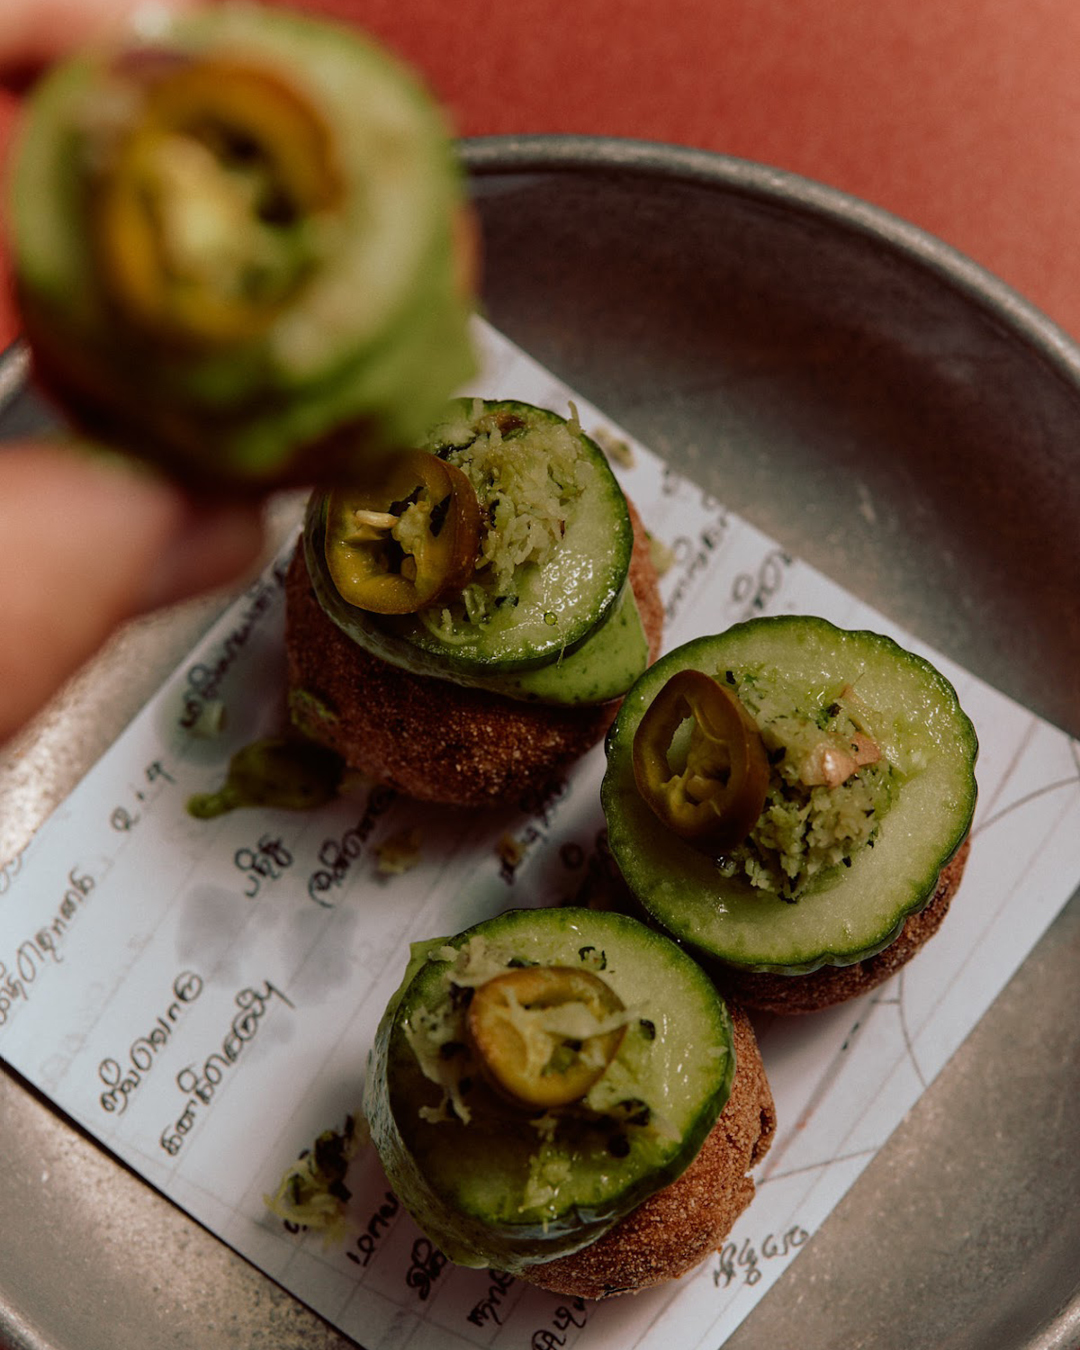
[1,319,1078,1350]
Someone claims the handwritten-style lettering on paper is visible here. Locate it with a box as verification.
[98,970,204,1115]
[160,981,293,1155]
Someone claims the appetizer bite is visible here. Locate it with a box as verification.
[285,399,664,806]
[365,906,775,1298]
[6,5,475,489]
[601,616,978,1014]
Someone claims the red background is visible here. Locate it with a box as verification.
[2,0,1079,349]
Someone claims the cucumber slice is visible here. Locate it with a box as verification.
[304,399,647,703]
[602,617,978,974]
[364,907,736,1271]
[7,6,474,487]
[503,585,648,704]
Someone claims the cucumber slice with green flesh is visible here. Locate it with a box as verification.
[364,907,736,1272]
[7,6,474,487]
[602,616,978,974]
[304,399,648,703]
[502,585,647,704]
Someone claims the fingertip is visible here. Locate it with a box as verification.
[136,497,267,612]
[0,0,197,82]
[0,438,265,741]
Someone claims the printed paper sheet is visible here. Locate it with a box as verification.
[1,320,1078,1350]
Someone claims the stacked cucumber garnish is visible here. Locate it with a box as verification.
[302,399,650,705]
[602,616,978,994]
[8,5,475,488]
[365,906,765,1289]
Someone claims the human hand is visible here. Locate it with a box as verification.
[0,0,265,745]
[0,0,193,85]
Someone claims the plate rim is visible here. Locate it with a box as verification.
[459,131,1080,392]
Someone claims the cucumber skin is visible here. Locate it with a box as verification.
[602,617,979,976]
[7,7,475,489]
[383,401,635,672]
[304,399,646,701]
[364,908,736,1272]
[304,501,646,704]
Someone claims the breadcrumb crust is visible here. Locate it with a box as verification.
[523,1003,776,1299]
[284,500,663,808]
[715,839,972,1014]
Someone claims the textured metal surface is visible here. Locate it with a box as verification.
[1,134,1079,1349]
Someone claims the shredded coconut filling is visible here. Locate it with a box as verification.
[402,935,664,1210]
[419,400,594,630]
[716,669,901,900]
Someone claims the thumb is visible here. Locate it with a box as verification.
[0,439,264,742]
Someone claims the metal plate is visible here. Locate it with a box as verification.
[1,135,1078,1350]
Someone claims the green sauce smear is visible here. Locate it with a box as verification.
[187,737,344,819]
